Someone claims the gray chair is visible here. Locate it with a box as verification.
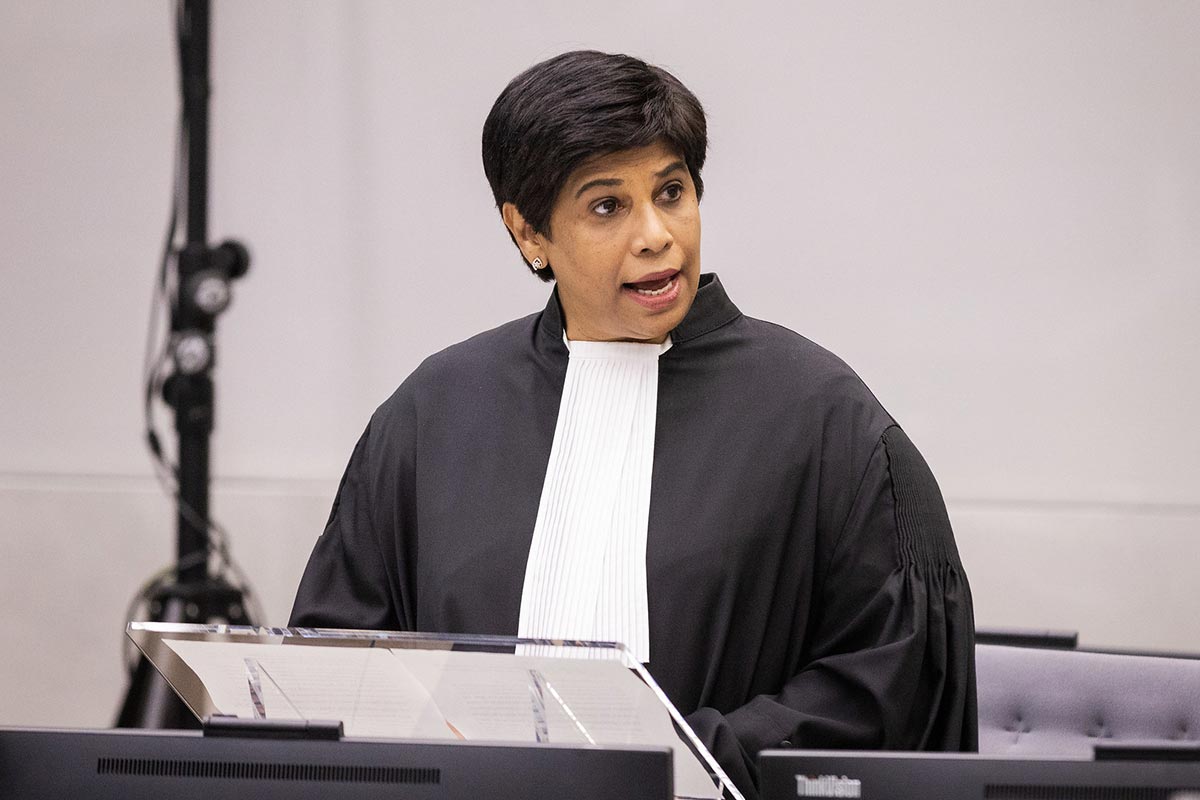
[976,643,1200,755]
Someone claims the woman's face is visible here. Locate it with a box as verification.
[509,140,702,343]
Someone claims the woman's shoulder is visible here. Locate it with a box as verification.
[743,314,856,370]
[418,311,543,376]
[710,314,888,409]
[372,311,545,414]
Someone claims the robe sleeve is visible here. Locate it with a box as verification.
[686,425,977,798]
[289,399,413,631]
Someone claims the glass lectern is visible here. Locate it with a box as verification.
[127,622,743,800]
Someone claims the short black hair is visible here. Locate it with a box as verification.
[482,50,708,282]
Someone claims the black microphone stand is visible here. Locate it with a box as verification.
[117,0,252,729]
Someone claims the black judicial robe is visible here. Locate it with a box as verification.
[290,274,977,798]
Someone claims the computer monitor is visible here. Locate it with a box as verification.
[758,749,1200,800]
[0,726,673,799]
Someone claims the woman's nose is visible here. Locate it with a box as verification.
[631,203,673,255]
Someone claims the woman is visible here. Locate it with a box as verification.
[290,50,976,797]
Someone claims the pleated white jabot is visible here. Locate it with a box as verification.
[517,335,671,664]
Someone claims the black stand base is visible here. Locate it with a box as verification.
[115,578,251,729]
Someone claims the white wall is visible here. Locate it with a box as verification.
[1,1,1197,727]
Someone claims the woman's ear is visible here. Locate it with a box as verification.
[501,202,544,264]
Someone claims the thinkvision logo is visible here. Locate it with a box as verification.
[795,774,862,798]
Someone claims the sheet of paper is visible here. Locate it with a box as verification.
[164,640,455,740]
[397,649,720,799]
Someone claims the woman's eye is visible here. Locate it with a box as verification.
[659,182,684,202]
[592,198,619,217]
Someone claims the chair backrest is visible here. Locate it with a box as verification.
[976,643,1200,756]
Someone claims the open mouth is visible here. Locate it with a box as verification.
[624,270,678,295]
[621,270,682,310]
